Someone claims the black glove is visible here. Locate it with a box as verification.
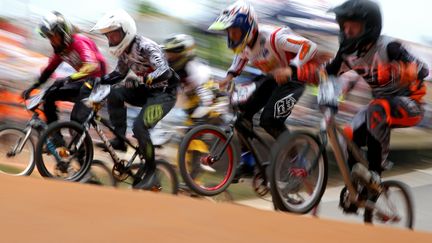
[52,76,71,88]
[21,83,40,100]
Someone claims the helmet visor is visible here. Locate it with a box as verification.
[38,25,54,38]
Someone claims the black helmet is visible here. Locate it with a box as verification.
[331,0,382,54]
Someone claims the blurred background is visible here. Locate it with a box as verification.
[0,0,431,132]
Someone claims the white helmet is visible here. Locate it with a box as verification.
[91,9,137,57]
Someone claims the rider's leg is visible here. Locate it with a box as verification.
[43,82,82,124]
[70,80,94,123]
[235,75,275,137]
[259,80,305,140]
[366,97,423,173]
[132,88,176,189]
[232,76,274,182]
[104,85,148,151]
[346,109,368,170]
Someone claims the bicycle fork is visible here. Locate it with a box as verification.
[7,126,32,157]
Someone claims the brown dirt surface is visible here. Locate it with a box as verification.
[1,175,432,243]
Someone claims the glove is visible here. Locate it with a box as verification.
[52,76,71,88]
[317,74,339,109]
[145,75,153,85]
[125,77,140,89]
[21,83,40,100]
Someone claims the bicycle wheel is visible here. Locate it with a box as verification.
[0,125,35,176]
[364,180,414,229]
[270,131,328,214]
[80,160,116,187]
[35,121,93,181]
[178,183,234,203]
[130,160,179,195]
[205,189,234,203]
[178,125,237,196]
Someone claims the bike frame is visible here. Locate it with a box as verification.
[321,108,381,208]
[211,114,272,184]
[9,110,46,156]
[76,107,141,169]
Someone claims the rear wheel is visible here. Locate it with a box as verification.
[80,160,116,187]
[130,160,179,195]
[0,125,35,176]
[178,125,237,196]
[364,180,414,229]
[270,131,328,214]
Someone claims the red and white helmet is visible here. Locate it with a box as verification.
[209,1,258,54]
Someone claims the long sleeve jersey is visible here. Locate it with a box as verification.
[323,36,428,101]
[38,33,107,84]
[227,25,317,83]
[103,36,172,89]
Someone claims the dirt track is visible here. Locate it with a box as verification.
[0,175,431,243]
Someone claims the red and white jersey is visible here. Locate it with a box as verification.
[228,25,317,78]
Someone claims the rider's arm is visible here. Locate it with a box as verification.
[102,59,129,85]
[275,31,318,83]
[384,41,429,82]
[36,54,62,86]
[337,70,363,96]
[293,49,345,85]
[227,54,249,77]
[144,45,172,85]
[68,38,103,81]
[222,54,248,89]
[276,33,317,68]
[185,61,214,106]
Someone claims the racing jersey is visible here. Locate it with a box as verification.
[325,36,429,101]
[227,25,317,83]
[38,33,107,84]
[103,36,173,89]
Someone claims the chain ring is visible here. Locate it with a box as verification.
[112,160,129,181]
[252,171,270,198]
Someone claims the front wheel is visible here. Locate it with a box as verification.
[178,125,237,196]
[35,121,93,182]
[270,131,328,214]
[0,125,35,176]
[364,180,414,229]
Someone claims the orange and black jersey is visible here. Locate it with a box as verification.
[326,36,428,101]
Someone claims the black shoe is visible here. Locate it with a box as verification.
[51,132,66,147]
[339,186,359,214]
[231,163,254,184]
[96,138,127,152]
[133,165,157,190]
[43,132,65,153]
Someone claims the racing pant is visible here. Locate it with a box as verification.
[237,75,306,140]
[347,96,423,174]
[107,80,177,171]
[43,80,93,124]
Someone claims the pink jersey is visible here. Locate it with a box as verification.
[43,34,106,80]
